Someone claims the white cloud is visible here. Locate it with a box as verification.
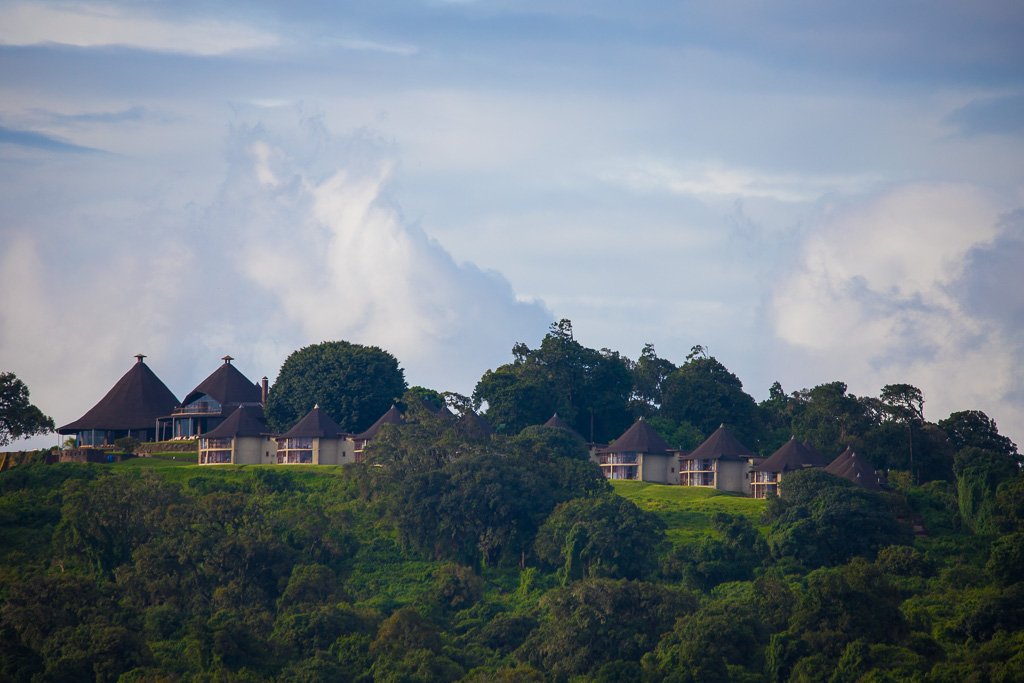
[219,125,552,391]
[769,182,1023,446]
[0,3,279,55]
[0,116,551,450]
[600,157,881,203]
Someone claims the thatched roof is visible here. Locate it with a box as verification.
[181,356,261,408]
[599,418,670,455]
[803,440,827,462]
[203,404,267,439]
[685,424,754,461]
[454,411,495,440]
[352,405,405,441]
[58,355,179,433]
[751,436,830,473]
[825,446,883,491]
[281,405,346,439]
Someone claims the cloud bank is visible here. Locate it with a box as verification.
[0,115,551,443]
[769,182,1023,445]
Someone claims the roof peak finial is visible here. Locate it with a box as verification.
[135,354,146,363]
[222,355,234,364]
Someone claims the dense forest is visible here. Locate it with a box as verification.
[1,321,1022,681]
[1,414,1022,680]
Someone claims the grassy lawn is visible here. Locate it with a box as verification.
[109,457,195,469]
[149,452,198,462]
[610,480,767,545]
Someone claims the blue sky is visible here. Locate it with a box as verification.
[2,0,1023,449]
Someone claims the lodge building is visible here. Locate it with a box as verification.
[59,354,888,494]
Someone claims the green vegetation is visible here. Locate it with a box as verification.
[3,328,1023,680]
[2,409,1021,682]
[265,340,407,433]
[0,371,54,447]
[612,480,764,544]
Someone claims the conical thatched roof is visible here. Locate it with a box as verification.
[58,356,179,433]
[751,436,829,473]
[454,411,495,440]
[203,404,267,439]
[352,405,405,441]
[281,405,346,439]
[599,418,670,455]
[686,424,755,461]
[825,446,883,490]
[542,413,585,442]
[182,357,261,408]
[803,440,827,462]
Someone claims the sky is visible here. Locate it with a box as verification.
[2,0,1023,451]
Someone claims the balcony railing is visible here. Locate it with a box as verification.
[599,453,638,465]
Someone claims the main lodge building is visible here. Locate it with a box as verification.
[59,355,886,496]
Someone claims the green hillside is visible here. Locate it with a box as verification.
[1,430,1022,682]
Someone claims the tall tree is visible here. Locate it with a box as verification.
[660,355,761,449]
[0,372,54,447]
[880,383,926,481]
[628,343,676,417]
[939,410,1019,462]
[788,382,877,459]
[474,320,632,443]
[264,341,406,433]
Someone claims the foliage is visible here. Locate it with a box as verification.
[533,494,666,581]
[514,579,696,676]
[628,343,676,417]
[473,319,633,443]
[664,512,768,590]
[114,436,141,456]
[787,381,877,460]
[765,469,912,568]
[265,340,407,433]
[2,439,1024,681]
[940,409,1019,460]
[660,356,761,450]
[0,371,55,447]
[791,559,907,657]
[954,446,1022,534]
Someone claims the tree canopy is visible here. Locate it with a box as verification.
[264,341,407,433]
[660,355,761,448]
[0,372,54,447]
[473,320,633,443]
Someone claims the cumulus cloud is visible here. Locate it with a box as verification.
[0,115,551,446]
[769,182,1024,446]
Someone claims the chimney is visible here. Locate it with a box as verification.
[261,377,269,404]
[222,355,234,364]
[135,354,146,363]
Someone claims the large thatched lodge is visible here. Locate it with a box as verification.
[59,355,885,497]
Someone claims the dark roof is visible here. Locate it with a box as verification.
[454,411,495,440]
[599,418,671,455]
[751,436,830,473]
[181,357,261,408]
[685,424,755,461]
[281,405,346,439]
[58,356,180,433]
[204,404,268,439]
[352,405,405,441]
[803,440,827,462]
[825,446,883,491]
[543,413,585,442]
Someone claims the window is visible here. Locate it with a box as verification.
[278,437,314,464]
[199,437,232,465]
